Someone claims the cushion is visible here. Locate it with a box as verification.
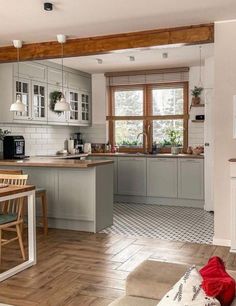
[109,296,158,306]
[231,298,236,306]
[0,214,17,224]
[126,260,190,300]
[157,266,220,306]
[200,256,235,306]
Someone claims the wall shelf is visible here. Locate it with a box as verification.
[190,104,205,109]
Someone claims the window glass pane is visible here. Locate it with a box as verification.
[153,119,183,146]
[115,120,143,146]
[152,87,183,115]
[114,89,143,116]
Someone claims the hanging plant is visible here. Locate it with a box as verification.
[49,91,63,114]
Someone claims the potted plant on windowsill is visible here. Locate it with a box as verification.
[165,128,182,155]
[0,129,11,159]
[191,86,203,106]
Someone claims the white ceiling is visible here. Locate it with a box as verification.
[0,0,235,46]
[50,44,214,73]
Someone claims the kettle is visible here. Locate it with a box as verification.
[83,143,92,154]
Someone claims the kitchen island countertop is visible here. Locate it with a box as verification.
[0,158,114,168]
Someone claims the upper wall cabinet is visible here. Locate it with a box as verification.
[68,72,91,91]
[0,62,91,126]
[13,62,46,82]
[48,67,67,87]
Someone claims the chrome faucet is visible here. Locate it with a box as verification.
[137,132,148,154]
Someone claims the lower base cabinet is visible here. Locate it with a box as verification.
[147,158,178,198]
[117,157,146,196]
[89,156,204,203]
[178,159,204,200]
[89,156,118,193]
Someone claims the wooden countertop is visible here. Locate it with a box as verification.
[90,153,204,159]
[0,185,35,197]
[0,158,114,169]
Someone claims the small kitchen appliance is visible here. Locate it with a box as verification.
[73,133,84,153]
[3,136,26,159]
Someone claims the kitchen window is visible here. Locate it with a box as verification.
[107,82,188,152]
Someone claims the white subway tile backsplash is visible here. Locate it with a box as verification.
[0,123,78,156]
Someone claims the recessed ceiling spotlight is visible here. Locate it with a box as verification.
[162,52,168,59]
[129,56,135,62]
[44,2,53,11]
[96,58,103,64]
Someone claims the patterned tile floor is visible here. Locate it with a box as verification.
[101,202,214,244]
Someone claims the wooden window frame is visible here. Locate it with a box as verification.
[107,81,189,153]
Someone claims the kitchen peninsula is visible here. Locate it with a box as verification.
[0,158,114,233]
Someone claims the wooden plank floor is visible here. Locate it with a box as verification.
[0,229,235,306]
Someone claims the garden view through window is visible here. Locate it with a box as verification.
[108,83,188,152]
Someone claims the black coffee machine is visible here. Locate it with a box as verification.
[3,136,26,159]
[73,133,84,153]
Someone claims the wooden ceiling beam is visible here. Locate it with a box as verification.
[0,23,214,63]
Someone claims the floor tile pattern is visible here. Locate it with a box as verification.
[101,202,214,244]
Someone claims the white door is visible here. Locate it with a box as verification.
[204,88,214,211]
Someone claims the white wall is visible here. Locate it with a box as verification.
[0,124,78,156]
[213,20,236,244]
[188,66,205,147]
[80,74,107,143]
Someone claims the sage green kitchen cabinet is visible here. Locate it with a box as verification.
[31,81,47,122]
[117,157,146,196]
[178,159,204,200]
[47,84,69,125]
[88,156,118,193]
[47,67,67,87]
[147,158,178,198]
[13,62,47,82]
[0,61,92,126]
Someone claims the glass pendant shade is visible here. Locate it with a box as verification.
[54,96,70,112]
[10,95,25,112]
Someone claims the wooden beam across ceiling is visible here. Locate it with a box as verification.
[0,23,214,63]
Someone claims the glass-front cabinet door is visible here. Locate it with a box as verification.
[69,90,79,123]
[81,91,90,124]
[14,77,31,120]
[32,81,47,121]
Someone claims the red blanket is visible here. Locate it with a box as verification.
[200,256,235,306]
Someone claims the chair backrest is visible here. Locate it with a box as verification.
[0,169,23,175]
[0,173,28,219]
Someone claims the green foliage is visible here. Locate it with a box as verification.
[0,129,10,141]
[163,128,182,147]
[49,91,63,113]
[191,86,203,98]
[118,139,142,146]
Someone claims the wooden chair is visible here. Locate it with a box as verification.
[0,173,28,262]
[0,169,48,236]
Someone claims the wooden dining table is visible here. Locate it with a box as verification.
[0,184,36,282]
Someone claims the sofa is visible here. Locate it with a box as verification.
[109,260,236,306]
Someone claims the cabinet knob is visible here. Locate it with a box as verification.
[204,143,210,147]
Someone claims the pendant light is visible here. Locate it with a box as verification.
[54,34,70,112]
[10,40,26,112]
